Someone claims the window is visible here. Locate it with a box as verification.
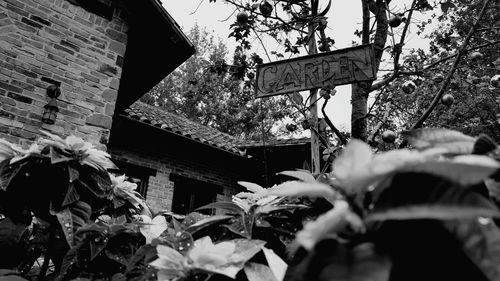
[170,174,222,215]
[111,160,156,198]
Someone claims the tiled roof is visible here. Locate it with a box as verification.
[122,102,247,156]
[242,137,311,148]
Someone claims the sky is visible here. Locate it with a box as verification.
[160,0,433,132]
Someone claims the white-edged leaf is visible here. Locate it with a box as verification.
[266,181,338,201]
[277,170,315,182]
[295,200,363,250]
[244,263,278,281]
[367,205,500,221]
[406,155,500,186]
[262,247,287,281]
[403,128,475,152]
[238,181,265,193]
[332,140,374,193]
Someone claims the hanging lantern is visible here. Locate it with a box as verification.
[42,85,61,125]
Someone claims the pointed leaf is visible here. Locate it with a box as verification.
[196,201,244,214]
[367,205,500,221]
[266,181,338,201]
[277,170,315,183]
[257,204,309,215]
[49,146,73,164]
[238,181,265,194]
[55,208,75,246]
[62,182,80,207]
[68,167,79,182]
[245,263,278,281]
[263,247,287,281]
[185,215,233,234]
[90,237,108,260]
[0,160,24,191]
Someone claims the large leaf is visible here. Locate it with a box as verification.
[55,208,75,246]
[263,247,288,281]
[445,220,500,281]
[77,166,113,198]
[62,182,80,207]
[0,159,24,191]
[367,206,500,221]
[185,215,233,234]
[238,181,265,194]
[266,181,338,201]
[245,263,278,281]
[125,244,158,281]
[404,155,500,187]
[403,128,475,154]
[195,201,244,214]
[257,204,309,215]
[284,241,391,281]
[368,172,500,222]
[277,170,316,183]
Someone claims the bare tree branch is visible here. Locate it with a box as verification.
[322,98,347,145]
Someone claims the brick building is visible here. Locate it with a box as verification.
[0,0,193,148]
[0,0,261,213]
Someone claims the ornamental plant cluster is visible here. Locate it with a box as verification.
[2,128,500,281]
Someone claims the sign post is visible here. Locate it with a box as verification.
[255,44,376,174]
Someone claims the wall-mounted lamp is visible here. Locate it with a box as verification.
[42,85,61,125]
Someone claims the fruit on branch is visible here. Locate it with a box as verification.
[286,123,297,132]
[388,15,403,28]
[433,74,444,83]
[246,72,255,80]
[469,51,483,60]
[382,130,396,143]
[236,11,249,24]
[402,81,416,94]
[491,74,500,88]
[259,1,273,17]
[318,43,328,52]
[441,94,455,106]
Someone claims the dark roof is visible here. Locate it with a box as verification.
[116,0,195,111]
[121,102,247,156]
[242,137,311,148]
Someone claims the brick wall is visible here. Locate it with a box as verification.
[0,0,128,149]
[110,147,241,213]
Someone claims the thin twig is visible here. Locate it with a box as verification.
[190,0,206,15]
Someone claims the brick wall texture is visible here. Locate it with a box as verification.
[110,147,241,213]
[0,0,127,149]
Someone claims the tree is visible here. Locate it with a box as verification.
[141,24,296,141]
[205,0,498,149]
[368,0,500,146]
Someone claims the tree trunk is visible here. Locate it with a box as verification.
[351,0,387,140]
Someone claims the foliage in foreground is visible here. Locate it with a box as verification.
[2,128,500,281]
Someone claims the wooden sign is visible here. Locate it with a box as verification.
[255,44,376,98]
